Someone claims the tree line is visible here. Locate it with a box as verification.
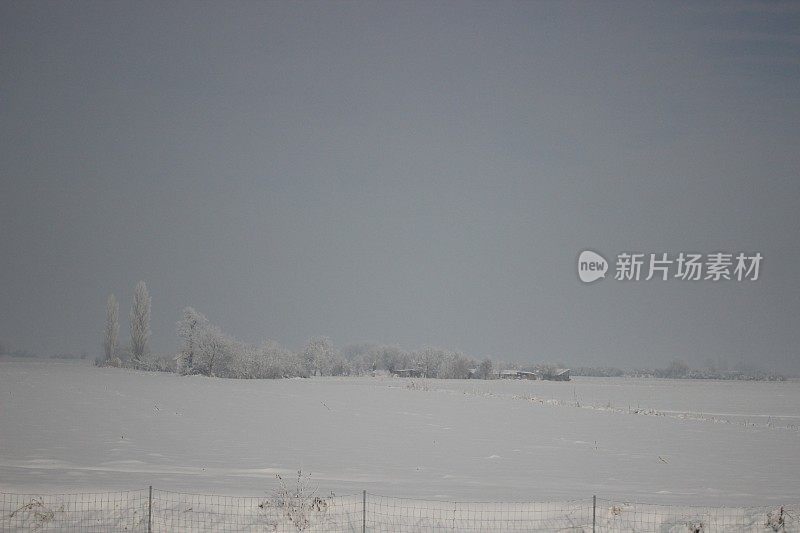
[99,281,494,379]
[85,283,791,382]
[172,307,495,379]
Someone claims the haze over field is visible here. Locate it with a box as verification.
[1,1,799,372]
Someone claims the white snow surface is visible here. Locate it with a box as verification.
[1,359,798,507]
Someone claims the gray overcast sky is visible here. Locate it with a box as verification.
[1,1,798,371]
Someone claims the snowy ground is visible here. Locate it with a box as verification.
[1,359,798,510]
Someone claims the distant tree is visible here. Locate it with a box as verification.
[193,325,237,377]
[342,342,379,374]
[0,340,6,356]
[478,358,493,379]
[379,345,408,373]
[438,351,473,379]
[302,337,344,376]
[664,359,690,378]
[454,354,475,379]
[411,347,441,378]
[176,307,209,374]
[245,340,306,379]
[341,343,411,374]
[103,294,120,364]
[129,281,151,365]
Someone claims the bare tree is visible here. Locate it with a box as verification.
[129,281,151,365]
[103,294,119,364]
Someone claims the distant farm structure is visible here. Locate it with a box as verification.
[495,368,571,381]
[390,368,423,378]
[547,368,571,381]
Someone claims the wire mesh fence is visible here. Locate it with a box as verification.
[1,488,797,532]
[365,495,593,532]
[0,489,148,531]
[150,489,363,532]
[594,498,796,532]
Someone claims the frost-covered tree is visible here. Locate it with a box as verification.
[261,342,306,378]
[436,350,473,379]
[174,307,309,379]
[341,342,378,374]
[233,340,306,379]
[129,281,151,365]
[175,307,241,377]
[411,347,443,378]
[193,325,224,376]
[340,343,418,375]
[176,307,209,374]
[193,325,239,377]
[403,347,476,379]
[477,358,493,379]
[103,294,119,363]
[302,337,348,376]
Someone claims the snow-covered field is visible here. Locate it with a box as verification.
[1,359,798,515]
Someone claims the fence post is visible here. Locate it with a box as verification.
[148,485,152,533]
[592,494,596,533]
[362,490,366,533]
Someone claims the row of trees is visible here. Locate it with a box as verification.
[173,307,494,379]
[102,291,777,383]
[174,307,304,378]
[97,284,497,380]
[94,285,566,381]
[101,281,151,368]
[342,343,493,379]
